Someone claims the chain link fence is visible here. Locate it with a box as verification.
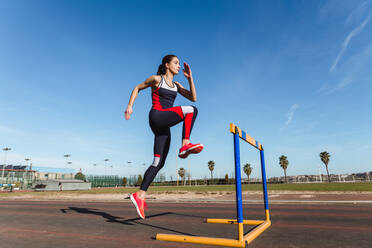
[86,175,123,187]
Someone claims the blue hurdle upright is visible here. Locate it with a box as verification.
[156,123,271,247]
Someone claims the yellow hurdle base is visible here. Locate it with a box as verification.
[156,234,247,248]
[156,219,271,248]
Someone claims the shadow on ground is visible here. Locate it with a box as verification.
[60,206,197,236]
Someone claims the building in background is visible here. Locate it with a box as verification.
[32,166,75,180]
[0,165,76,189]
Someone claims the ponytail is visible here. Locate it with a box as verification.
[157,64,165,75]
[157,54,177,75]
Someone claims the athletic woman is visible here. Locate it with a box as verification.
[124,55,203,219]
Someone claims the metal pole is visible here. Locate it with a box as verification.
[67,162,72,179]
[233,127,243,241]
[1,154,4,183]
[104,159,109,176]
[260,149,270,217]
[176,156,179,186]
[24,158,30,188]
[64,154,70,169]
[104,159,109,186]
[2,148,11,183]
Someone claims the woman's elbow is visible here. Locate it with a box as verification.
[134,86,141,93]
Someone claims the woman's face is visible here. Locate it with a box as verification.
[166,57,181,75]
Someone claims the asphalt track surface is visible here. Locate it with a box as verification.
[0,200,371,248]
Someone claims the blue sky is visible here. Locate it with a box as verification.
[1,0,371,180]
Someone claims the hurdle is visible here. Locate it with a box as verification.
[156,123,271,247]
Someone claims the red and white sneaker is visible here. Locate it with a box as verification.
[178,143,204,159]
[130,192,147,219]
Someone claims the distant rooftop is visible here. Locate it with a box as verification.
[0,165,27,170]
[0,165,75,173]
[32,166,76,173]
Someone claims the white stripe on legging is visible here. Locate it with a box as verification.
[181,106,194,116]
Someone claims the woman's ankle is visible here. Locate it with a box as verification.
[138,190,146,199]
[182,139,190,146]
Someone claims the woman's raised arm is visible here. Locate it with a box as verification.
[175,62,197,102]
[125,75,160,120]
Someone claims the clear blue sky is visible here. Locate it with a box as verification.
[1,0,371,180]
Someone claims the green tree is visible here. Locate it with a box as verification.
[136,175,143,186]
[320,151,331,183]
[178,168,185,184]
[74,172,86,181]
[225,174,229,184]
[279,155,289,183]
[208,160,215,181]
[243,163,252,183]
[122,177,127,187]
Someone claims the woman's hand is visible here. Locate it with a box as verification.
[125,105,133,120]
[183,62,193,80]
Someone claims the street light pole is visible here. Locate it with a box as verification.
[63,154,70,168]
[318,166,322,183]
[67,162,72,179]
[92,163,97,174]
[24,158,30,186]
[176,156,179,187]
[104,159,109,175]
[2,148,11,183]
[126,161,132,177]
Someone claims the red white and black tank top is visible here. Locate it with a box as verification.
[152,76,178,110]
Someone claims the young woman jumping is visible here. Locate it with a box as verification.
[124,55,203,219]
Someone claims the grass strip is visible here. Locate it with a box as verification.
[0,182,371,198]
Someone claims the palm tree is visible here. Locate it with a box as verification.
[320,151,331,183]
[208,160,215,181]
[243,163,252,183]
[178,168,185,184]
[279,155,289,183]
[186,171,192,186]
[224,174,229,184]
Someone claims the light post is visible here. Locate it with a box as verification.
[318,166,322,183]
[92,163,97,175]
[2,148,11,183]
[176,156,179,186]
[104,159,109,175]
[126,161,132,177]
[24,158,30,186]
[29,162,34,183]
[67,162,72,179]
[63,154,70,168]
[25,158,30,169]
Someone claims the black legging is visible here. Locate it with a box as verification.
[140,106,198,191]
